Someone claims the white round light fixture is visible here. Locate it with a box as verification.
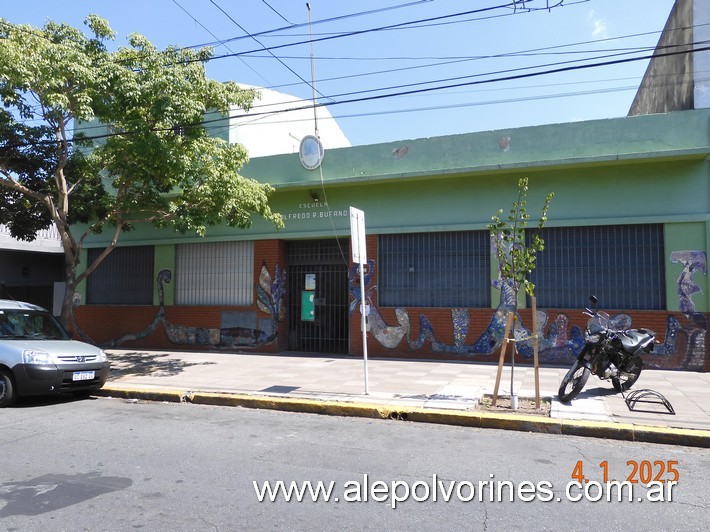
[299,134,324,170]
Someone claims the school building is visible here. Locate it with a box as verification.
[66,0,710,371]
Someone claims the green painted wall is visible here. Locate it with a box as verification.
[74,108,710,315]
[664,221,709,312]
[241,109,710,188]
[79,109,710,247]
[78,156,709,247]
[154,245,175,305]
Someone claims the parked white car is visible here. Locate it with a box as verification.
[0,299,110,407]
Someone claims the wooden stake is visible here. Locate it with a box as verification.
[491,311,515,406]
[531,296,540,409]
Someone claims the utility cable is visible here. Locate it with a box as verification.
[208,0,330,102]
[259,0,294,25]
[212,39,691,115]
[188,0,438,49]
[6,41,707,149]
[145,43,710,133]
[192,1,568,63]
[171,0,272,87]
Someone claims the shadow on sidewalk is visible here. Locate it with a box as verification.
[572,386,619,400]
[107,351,216,379]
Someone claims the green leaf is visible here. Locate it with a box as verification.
[488,177,554,302]
[0,15,283,325]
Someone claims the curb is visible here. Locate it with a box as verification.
[97,386,710,449]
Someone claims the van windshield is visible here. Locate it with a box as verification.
[0,309,70,340]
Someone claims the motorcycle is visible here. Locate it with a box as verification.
[558,296,656,403]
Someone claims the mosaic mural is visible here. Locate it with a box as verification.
[650,250,708,370]
[348,251,708,370]
[93,245,707,370]
[102,264,286,349]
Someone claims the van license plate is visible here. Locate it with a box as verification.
[72,371,95,381]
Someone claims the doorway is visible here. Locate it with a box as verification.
[286,239,349,353]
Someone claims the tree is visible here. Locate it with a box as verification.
[0,16,283,325]
[489,178,554,304]
[488,177,553,407]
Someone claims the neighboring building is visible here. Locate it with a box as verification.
[629,0,710,114]
[227,85,350,158]
[0,224,64,313]
[12,0,709,371]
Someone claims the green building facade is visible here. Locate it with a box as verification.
[76,109,710,371]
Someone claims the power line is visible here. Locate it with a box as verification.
[9,24,697,134]
[230,38,690,115]
[50,32,656,135]
[259,0,294,25]
[236,24,684,64]
[263,0,583,39]
[2,3,698,146]
[193,1,569,63]
[5,41,707,149]
[221,19,694,106]
[204,7,693,103]
[187,0,438,49]
[170,0,272,87]
[251,45,663,95]
[297,44,663,102]
[169,67,710,141]
[312,44,710,112]
[0,0,577,103]
[147,43,710,129]
[207,0,330,102]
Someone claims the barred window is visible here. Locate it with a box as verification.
[175,241,254,305]
[529,224,665,310]
[86,246,154,305]
[379,231,491,308]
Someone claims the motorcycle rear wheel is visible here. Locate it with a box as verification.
[612,355,643,392]
[558,360,591,403]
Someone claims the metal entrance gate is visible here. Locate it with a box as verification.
[286,239,349,353]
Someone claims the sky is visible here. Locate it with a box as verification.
[1,0,679,147]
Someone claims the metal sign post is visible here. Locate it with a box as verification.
[349,206,369,395]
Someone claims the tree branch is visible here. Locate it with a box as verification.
[75,221,124,286]
[0,173,48,202]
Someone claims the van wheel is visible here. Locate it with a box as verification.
[0,369,17,407]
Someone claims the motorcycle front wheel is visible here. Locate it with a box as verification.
[558,360,591,403]
[612,355,643,392]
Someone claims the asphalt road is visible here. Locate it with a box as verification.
[0,395,708,530]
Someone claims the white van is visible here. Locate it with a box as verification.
[0,299,110,407]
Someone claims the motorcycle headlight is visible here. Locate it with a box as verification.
[23,349,58,365]
[585,334,600,343]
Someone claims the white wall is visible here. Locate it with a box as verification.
[0,224,63,253]
[229,86,350,158]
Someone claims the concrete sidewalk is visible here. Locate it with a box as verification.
[99,349,710,448]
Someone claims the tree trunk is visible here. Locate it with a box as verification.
[60,266,77,330]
